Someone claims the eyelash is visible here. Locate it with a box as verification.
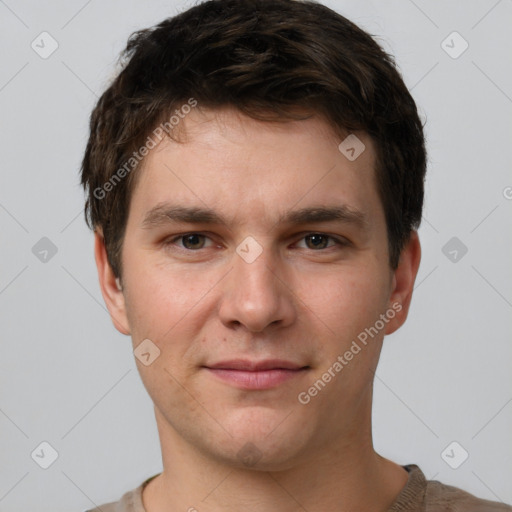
[163,232,349,252]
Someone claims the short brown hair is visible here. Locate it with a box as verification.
[81,0,426,278]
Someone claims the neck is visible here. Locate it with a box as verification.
[142,407,408,512]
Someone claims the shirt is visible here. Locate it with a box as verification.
[85,464,512,511]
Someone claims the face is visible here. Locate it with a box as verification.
[96,107,420,470]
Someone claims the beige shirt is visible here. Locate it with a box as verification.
[86,464,512,511]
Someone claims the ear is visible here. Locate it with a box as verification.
[94,229,131,335]
[385,231,421,335]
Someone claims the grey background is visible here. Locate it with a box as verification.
[0,0,511,510]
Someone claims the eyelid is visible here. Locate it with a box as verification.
[293,232,350,249]
[166,232,215,250]
[163,231,350,251]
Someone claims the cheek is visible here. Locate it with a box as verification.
[123,254,216,338]
[301,269,389,407]
[122,256,224,398]
[308,264,390,340]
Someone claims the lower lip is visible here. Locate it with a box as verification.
[205,368,308,390]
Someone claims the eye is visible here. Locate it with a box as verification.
[163,232,347,253]
[296,233,345,250]
[167,233,214,250]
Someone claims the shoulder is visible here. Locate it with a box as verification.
[425,478,512,511]
[83,486,139,512]
[395,464,512,512]
[83,473,159,512]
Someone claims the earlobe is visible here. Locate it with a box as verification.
[385,231,421,336]
[94,229,131,335]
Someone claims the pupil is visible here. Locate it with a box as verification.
[184,234,203,249]
[308,234,326,249]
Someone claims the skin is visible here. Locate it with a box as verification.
[95,106,421,512]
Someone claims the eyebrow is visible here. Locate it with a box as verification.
[141,203,368,230]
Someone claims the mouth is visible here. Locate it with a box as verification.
[203,359,310,390]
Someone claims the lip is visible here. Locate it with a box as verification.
[207,359,306,371]
[203,359,310,390]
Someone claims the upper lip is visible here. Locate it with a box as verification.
[205,359,308,371]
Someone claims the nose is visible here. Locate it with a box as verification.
[218,241,296,333]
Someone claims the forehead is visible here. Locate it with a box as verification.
[129,107,383,230]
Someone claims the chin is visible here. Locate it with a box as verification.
[210,410,314,471]
[218,439,307,472]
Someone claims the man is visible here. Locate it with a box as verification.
[81,0,511,510]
